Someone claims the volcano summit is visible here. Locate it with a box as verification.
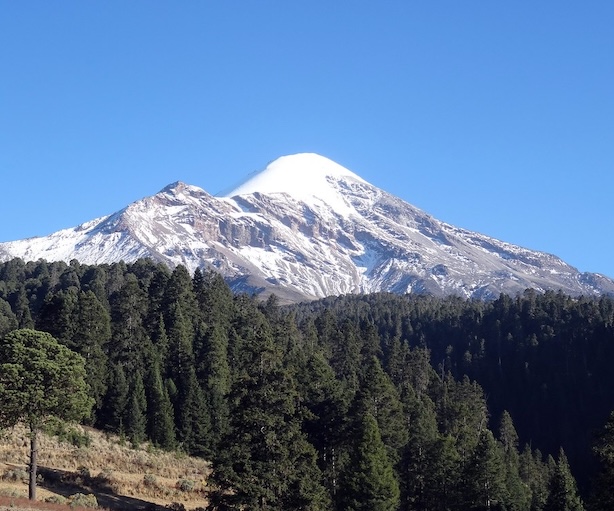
[1,153,612,301]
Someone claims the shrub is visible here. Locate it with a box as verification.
[0,487,22,498]
[45,418,92,447]
[176,478,195,492]
[45,495,68,505]
[69,492,99,508]
[2,468,27,482]
[143,473,158,488]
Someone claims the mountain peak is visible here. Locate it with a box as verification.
[221,153,367,212]
[2,154,613,302]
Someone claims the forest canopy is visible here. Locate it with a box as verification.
[1,257,613,510]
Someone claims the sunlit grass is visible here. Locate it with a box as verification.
[0,423,210,510]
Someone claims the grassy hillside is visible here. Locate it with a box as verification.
[0,423,210,511]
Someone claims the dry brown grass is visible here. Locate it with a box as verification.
[0,424,211,511]
[0,494,109,511]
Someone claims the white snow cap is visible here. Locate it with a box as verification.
[222,153,367,213]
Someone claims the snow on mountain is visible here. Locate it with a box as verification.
[223,153,368,218]
[1,153,613,302]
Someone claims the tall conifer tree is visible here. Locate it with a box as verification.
[145,360,176,449]
[126,369,147,447]
[590,410,614,511]
[208,296,329,510]
[340,412,400,511]
[73,291,111,417]
[356,356,408,465]
[544,449,584,511]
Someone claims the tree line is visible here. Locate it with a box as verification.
[0,257,613,510]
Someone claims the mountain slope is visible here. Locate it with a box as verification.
[1,153,613,301]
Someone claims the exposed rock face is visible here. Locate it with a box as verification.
[1,153,613,302]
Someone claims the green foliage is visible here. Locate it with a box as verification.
[100,362,129,433]
[176,478,195,492]
[208,296,330,510]
[0,298,18,338]
[0,328,93,500]
[340,412,400,511]
[126,369,147,447]
[68,492,99,508]
[0,329,93,429]
[498,411,531,511]
[72,290,111,416]
[196,322,231,451]
[519,446,550,511]
[109,274,149,371]
[44,418,92,447]
[462,429,508,511]
[1,259,611,508]
[145,360,176,450]
[588,410,614,510]
[544,449,584,511]
[355,356,408,464]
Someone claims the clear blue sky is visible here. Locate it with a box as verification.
[2,2,613,277]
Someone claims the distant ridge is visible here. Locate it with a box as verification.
[1,153,613,302]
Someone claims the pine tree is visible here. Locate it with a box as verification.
[80,264,110,308]
[100,362,129,433]
[36,289,78,341]
[145,360,176,449]
[498,411,530,511]
[162,265,198,336]
[109,274,149,371]
[340,412,400,511]
[425,434,462,511]
[125,370,147,447]
[385,335,409,389]
[198,322,230,452]
[399,387,456,511]
[437,374,489,466]
[208,297,329,510]
[0,297,18,337]
[462,430,508,511]
[519,446,549,511]
[192,268,235,334]
[329,319,362,399]
[163,301,211,454]
[544,448,584,511]
[72,291,111,419]
[151,313,170,370]
[12,285,34,329]
[0,329,93,500]
[176,367,211,457]
[590,410,614,511]
[167,302,195,384]
[356,356,408,465]
[296,348,348,499]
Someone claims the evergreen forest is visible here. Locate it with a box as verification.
[1,257,614,510]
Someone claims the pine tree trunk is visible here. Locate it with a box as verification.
[28,424,38,501]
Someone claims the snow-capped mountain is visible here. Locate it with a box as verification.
[1,153,613,302]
